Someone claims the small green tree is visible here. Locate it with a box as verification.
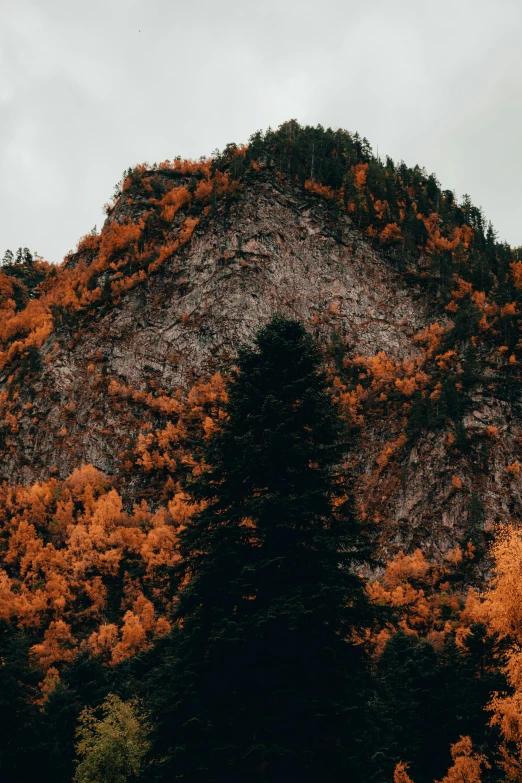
[74,693,150,783]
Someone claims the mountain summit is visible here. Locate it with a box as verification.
[0,120,520,671]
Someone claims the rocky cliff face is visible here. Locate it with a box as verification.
[1,164,520,563]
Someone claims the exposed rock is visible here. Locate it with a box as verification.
[1,171,520,563]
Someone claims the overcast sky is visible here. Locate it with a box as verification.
[1,0,522,263]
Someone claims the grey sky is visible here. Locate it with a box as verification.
[1,0,521,263]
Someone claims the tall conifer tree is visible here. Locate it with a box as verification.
[149,316,375,782]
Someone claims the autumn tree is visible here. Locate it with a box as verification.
[476,526,522,779]
[394,761,415,783]
[437,735,489,783]
[148,316,376,783]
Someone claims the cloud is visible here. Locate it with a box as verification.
[1,0,522,262]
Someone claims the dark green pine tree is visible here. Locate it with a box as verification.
[148,316,376,783]
[0,622,41,781]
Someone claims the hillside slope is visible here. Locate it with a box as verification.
[0,122,521,668]
[2,171,426,482]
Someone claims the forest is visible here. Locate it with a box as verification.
[0,121,522,781]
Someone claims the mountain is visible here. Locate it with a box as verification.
[0,120,521,671]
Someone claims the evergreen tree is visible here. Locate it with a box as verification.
[36,653,114,783]
[376,633,444,783]
[0,622,41,780]
[375,629,504,783]
[1,248,13,266]
[148,316,375,783]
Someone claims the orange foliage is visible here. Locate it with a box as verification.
[147,216,199,274]
[375,435,406,471]
[437,736,488,783]
[477,526,522,778]
[0,156,237,380]
[108,378,183,416]
[110,373,227,478]
[76,232,102,255]
[31,620,79,669]
[111,269,147,298]
[304,180,335,199]
[372,199,387,220]
[194,178,213,201]
[368,548,470,651]
[178,216,199,243]
[511,261,522,290]
[158,186,191,222]
[451,277,473,300]
[414,322,446,357]
[435,350,457,370]
[0,465,183,671]
[0,365,233,674]
[380,222,402,243]
[350,351,429,399]
[98,219,144,266]
[332,377,364,426]
[38,666,60,703]
[501,302,519,318]
[168,158,210,176]
[0,299,54,370]
[0,271,15,311]
[354,162,368,188]
[394,761,414,783]
[423,215,473,255]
